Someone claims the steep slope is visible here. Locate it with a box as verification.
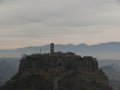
[101,63,120,90]
[102,63,120,81]
[0,52,112,90]
[0,58,19,86]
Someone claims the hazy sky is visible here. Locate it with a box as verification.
[0,0,120,49]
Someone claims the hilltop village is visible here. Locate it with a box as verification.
[0,43,112,90]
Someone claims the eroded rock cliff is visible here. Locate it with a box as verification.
[0,52,112,90]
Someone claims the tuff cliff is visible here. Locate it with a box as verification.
[0,52,112,90]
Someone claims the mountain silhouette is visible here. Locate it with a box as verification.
[0,42,120,59]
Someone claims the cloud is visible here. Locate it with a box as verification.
[0,0,120,48]
[0,0,119,27]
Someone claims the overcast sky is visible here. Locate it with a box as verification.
[0,0,120,49]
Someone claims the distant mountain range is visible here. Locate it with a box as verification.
[1,42,120,59]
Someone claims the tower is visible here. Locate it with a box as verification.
[50,43,54,66]
[50,43,54,54]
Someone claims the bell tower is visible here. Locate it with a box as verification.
[50,43,54,66]
[50,43,54,54]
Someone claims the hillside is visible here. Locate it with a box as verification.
[0,58,19,86]
[0,52,112,90]
[101,63,120,90]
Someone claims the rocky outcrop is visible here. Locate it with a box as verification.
[0,52,112,90]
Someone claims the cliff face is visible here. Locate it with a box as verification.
[0,52,112,90]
